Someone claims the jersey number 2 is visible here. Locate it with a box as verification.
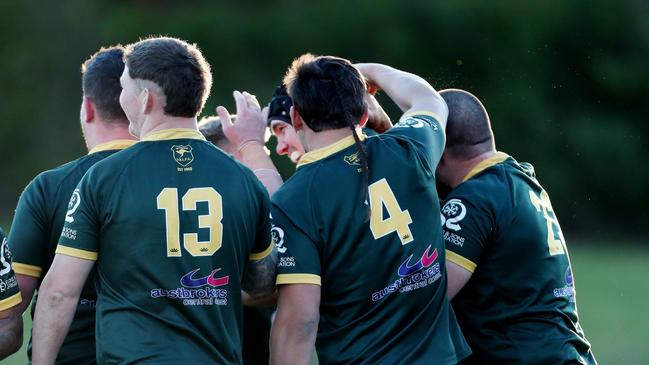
[529,190,566,255]
[157,187,223,257]
[368,178,414,245]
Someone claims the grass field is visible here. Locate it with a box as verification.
[3,243,648,364]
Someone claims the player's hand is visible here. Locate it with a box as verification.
[217,90,268,151]
[365,92,392,133]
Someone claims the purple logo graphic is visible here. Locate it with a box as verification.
[565,267,573,287]
[180,268,229,288]
[398,246,439,277]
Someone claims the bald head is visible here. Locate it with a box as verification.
[440,89,495,159]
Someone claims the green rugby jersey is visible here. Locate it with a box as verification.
[57,129,272,364]
[0,227,21,311]
[442,152,597,365]
[7,139,135,365]
[272,112,470,365]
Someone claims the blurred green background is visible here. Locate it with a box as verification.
[1,0,647,363]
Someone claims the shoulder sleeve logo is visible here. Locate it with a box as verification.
[394,116,437,130]
[271,225,286,254]
[441,198,466,231]
[171,145,194,167]
[0,237,12,276]
[65,189,82,223]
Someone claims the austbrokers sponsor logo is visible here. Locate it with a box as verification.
[372,245,442,302]
[553,266,576,302]
[151,268,229,306]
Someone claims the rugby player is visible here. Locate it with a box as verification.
[33,37,276,364]
[269,55,470,365]
[6,45,136,364]
[438,89,597,364]
[0,227,22,360]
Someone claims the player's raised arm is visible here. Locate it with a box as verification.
[355,63,448,129]
[218,91,284,196]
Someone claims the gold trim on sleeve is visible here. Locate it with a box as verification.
[400,110,443,123]
[55,246,98,261]
[249,240,274,261]
[0,292,22,311]
[446,250,477,273]
[276,273,321,286]
[12,262,42,278]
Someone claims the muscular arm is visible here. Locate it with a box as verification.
[0,275,35,359]
[242,245,278,303]
[16,274,38,313]
[271,284,320,365]
[446,261,474,300]
[0,306,23,360]
[356,63,448,129]
[32,254,94,365]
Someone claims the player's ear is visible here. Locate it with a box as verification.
[141,87,153,114]
[82,96,95,123]
[290,106,304,131]
[359,110,368,128]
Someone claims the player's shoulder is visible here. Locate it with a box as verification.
[25,153,97,195]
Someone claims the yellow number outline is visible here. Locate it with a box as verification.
[368,178,414,245]
[529,190,566,255]
[157,187,223,257]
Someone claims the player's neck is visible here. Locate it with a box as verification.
[85,119,137,151]
[451,150,498,187]
[139,114,198,139]
[303,126,360,152]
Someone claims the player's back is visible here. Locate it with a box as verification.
[273,114,469,365]
[8,140,135,365]
[59,130,270,364]
[446,155,596,364]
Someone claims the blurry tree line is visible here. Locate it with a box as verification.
[0,0,647,240]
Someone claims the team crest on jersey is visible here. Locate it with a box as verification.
[441,198,466,231]
[343,152,361,166]
[171,145,194,167]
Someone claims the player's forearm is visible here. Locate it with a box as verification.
[32,286,79,365]
[0,315,23,360]
[357,63,446,118]
[270,313,318,365]
[239,143,284,196]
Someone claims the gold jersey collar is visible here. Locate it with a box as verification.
[297,133,367,168]
[462,151,510,182]
[88,139,137,155]
[141,128,206,142]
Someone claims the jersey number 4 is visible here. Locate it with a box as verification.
[157,187,223,257]
[369,178,414,245]
[529,190,566,255]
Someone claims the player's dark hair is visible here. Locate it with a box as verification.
[439,89,495,159]
[81,46,128,123]
[124,37,212,118]
[284,54,370,219]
